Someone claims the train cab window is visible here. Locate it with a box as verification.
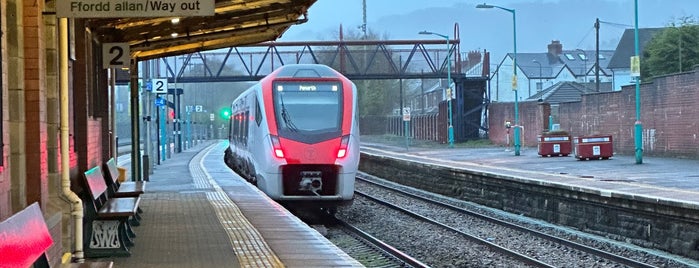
[272,82,342,143]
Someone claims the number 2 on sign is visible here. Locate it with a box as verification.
[102,43,130,69]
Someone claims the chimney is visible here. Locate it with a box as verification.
[548,40,563,55]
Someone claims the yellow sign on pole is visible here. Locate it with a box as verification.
[511,75,518,90]
[630,56,640,77]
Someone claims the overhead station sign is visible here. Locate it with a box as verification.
[56,0,215,18]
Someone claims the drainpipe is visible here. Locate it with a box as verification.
[59,17,84,262]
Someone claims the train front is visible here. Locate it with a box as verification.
[260,64,359,208]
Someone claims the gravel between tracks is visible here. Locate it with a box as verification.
[333,174,699,268]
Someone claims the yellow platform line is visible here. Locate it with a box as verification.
[190,143,284,268]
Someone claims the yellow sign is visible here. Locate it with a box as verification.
[630,56,640,77]
[511,75,518,90]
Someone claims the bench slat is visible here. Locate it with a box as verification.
[0,203,53,268]
[97,197,140,218]
[104,158,146,197]
[114,182,145,195]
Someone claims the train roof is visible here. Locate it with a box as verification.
[272,64,340,79]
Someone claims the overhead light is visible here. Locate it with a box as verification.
[171,32,179,38]
[171,18,180,24]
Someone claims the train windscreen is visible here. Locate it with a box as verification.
[272,81,343,143]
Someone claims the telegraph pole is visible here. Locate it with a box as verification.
[595,18,600,92]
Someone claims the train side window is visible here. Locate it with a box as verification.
[245,111,250,143]
[254,98,262,126]
[240,111,250,144]
[236,113,242,144]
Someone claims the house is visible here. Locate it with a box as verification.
[527,81,612,125]
[607,28,663,91]
[410,50,486,115]
[490,40,615,102]
[408,81,443,114]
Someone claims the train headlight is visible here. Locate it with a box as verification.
[337,135,350,158]
[270,135,285,158]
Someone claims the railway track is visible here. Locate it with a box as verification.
[325,216,429,268]
[348,174,685,267]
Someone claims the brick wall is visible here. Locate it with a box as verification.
[87,119,103,170]
[488,101,547,148]
[489,68,699,158]
[23,0,48,208]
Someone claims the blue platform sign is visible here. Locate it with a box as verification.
[155,97,166,107]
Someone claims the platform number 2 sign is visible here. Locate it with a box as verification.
[102,43,130,69]
[151,78,168,94]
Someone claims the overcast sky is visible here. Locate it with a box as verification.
[280,0,699,61]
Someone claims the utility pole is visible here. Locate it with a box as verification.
[595,18,600,92]
[361,0,367,37]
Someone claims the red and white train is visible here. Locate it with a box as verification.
[224,64,359,210]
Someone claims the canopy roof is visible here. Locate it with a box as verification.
[80,0,316,60]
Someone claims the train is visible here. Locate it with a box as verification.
[224,64,360,211]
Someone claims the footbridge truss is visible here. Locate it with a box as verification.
[119,25,488,83]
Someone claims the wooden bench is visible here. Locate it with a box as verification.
[0,202,113,268]
[102,157,146,199]
[82,165,141,258]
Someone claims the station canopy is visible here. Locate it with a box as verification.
[83,0,316,60]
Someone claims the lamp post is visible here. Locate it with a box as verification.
[633,0,643,164]
[477,3,520,155]
[419,30,454,147]
[532,59,542,91]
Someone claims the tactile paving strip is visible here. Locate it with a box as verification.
[190,144,284,268]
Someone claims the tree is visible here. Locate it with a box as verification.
[642,16,699,79]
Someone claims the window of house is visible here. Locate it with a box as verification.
[578,54,588,61]
[565,53,575,60]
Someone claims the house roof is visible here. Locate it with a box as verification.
[507,50,615,79]
[528,81,598,103]
[607,28,664,69]
[557,50,615,76]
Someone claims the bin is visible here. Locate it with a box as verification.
[537,134,572,157]
[573,135,613,160]
[117,166,128,182]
